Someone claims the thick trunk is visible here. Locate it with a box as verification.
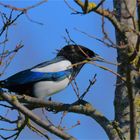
[113,0,140,139]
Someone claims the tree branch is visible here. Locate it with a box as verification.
[0,92,76,140]
[0,0,48,13]
[74,0,122,32]
[2,94,122,140]
[74,0,140,36]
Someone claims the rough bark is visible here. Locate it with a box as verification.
[113,0,140,139]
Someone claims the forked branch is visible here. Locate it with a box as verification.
[0,92,121,140]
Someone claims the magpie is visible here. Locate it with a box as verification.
[0,45,102,98]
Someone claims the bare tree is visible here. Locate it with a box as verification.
[0,0,140,140]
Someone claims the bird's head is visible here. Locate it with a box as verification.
[57,45,98,65]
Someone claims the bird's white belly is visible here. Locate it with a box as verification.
[33,77,70,98]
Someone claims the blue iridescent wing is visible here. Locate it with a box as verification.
[4,69,72,87]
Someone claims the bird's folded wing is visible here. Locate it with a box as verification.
[31,56,72,72]
[4,69,72,87]
[32,56,66,69]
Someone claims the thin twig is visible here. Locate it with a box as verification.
[0,0,48,12]
[65,29,77,44]
[0,11,23,36]
[80,74,97,99]
[58,111,67,128]
[74,28,119,48]
[25,14,44,25]
[64,0,81,14]
[91,62,126,82]
[70,80,80,99]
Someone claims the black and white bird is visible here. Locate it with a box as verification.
[0,45,103,98]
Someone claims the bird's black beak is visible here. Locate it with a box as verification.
[88,54,117,66]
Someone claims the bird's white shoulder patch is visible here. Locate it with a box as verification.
[31,60,72,72]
